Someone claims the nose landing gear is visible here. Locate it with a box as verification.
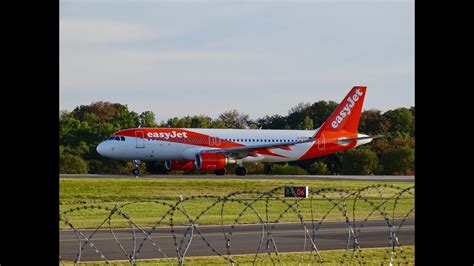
[132,160,141,177]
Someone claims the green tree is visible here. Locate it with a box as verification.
[210,119,226,128]
[218,109,250,129]
[60,155,88,174]
[287,102,312,129]
[190,115,212,128]
[324,153,344,175]
[269,163,308,175]
[383,108,414,136]
[59,116,87,145]
[62,141,90,157]
[139,111,157,127]
[341,148,378,175]
[256,115,288,129]
[308,161,329,175]
[71,101,119,125]
[310,100,338,128]
[379,147,414,175]
[112,104,139,129]
[300,116,314,130]
[359,109,390,135]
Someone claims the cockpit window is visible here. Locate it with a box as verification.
[120,136,125,141]
[108,136,114,140]
[114,136,120,141]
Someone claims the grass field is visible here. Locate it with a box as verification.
[60,246,414,265]
[60,178,414,229]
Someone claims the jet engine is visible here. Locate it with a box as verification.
[164,160,195,171]
[195,153,234,171]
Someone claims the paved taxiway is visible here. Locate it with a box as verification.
[60,218,414,261]
[60,174,414,182]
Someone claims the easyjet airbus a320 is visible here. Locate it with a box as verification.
[97,86,380,176]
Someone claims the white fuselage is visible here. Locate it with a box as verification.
[96,127,371,163]
[98,128,315,162]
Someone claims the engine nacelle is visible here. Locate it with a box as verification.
[195,153,229,171]
[164,160,195,171]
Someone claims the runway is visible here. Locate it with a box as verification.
[60,174,414,182]
[60,218,414,262]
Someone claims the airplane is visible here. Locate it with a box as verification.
[96,86,381,176]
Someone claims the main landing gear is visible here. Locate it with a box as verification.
[214,168,226,175]
[214,167,247,176]
[132,160,140,177]
[235,166,247,176]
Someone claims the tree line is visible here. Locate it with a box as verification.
[60,101,414,175]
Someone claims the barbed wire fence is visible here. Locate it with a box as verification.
[60,184,414,265]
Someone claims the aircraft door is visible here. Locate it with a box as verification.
[317,133,325,150]
[135,131,145,148]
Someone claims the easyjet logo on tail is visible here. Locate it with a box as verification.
[331,88,364,129]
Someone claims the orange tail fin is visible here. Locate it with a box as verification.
[315,86,366,138]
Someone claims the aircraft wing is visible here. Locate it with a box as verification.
[200,137,316,158]
[199,135,383,158]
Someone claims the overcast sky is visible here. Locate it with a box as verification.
[60,0,414,123]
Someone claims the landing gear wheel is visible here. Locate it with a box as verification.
[132,160,141,177]
[132,168,140,176]
[214,168,226,175]
[235,166,247,176]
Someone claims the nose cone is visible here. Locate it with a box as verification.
[96,141,110,157]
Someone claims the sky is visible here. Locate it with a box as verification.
[60,0,414,123]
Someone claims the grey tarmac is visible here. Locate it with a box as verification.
[60,174,414,182]
[60,218,414,262]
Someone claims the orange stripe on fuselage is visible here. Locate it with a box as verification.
[114,128,287,158]
[114,128,240,149]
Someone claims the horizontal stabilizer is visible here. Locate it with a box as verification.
[335,134,384,145]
